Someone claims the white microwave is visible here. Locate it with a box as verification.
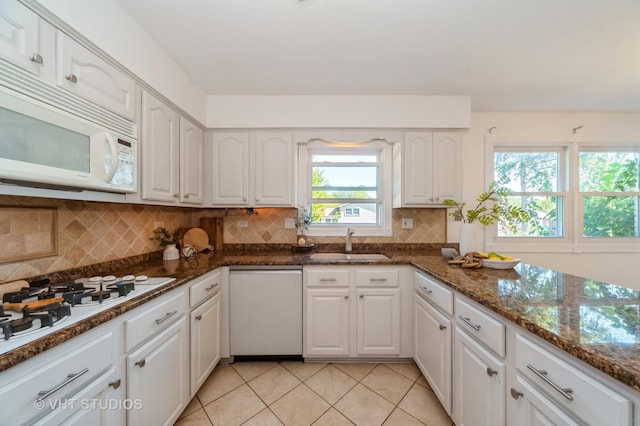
[0,89,136,193]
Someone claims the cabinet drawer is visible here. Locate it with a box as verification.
[0,332,114,425]
[414,271,453,315]
[354,269,399,287]
[305,269,350,287]
[455,297,505,357]
[125,290,186,352]
[516,335,631,426]
[190,269,221,308]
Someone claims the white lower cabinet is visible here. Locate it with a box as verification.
[305,287,350,356]
[127,316,189,426]
[304,266,407,358]
[414,294,451,414]
[510,375,580,426]
[190,292,221,396]
[453,327,506,426]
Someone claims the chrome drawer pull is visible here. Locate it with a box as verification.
[65,73,78,83]
[109,378,122,389]
[135,359,146,368]
[36,368,89,402]
[420,286,433,294]
[195,314,202,320]
[205,283,218,291]
[527,364,574,401]
[155,310,178,325]
[369,278,387,282]
[458,315,481,331]
[30,53,44,64]
[343,295,349,300]
[486,367,498,377]
[319,278,337,282]
[510,388,523,400]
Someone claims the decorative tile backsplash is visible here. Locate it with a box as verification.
[1,195,447,283]
[0,207,57,263]
[0,195,192,283]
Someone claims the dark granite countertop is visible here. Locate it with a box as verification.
[2,248,639,394]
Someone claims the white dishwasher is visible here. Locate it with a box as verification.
[230,266,303,356]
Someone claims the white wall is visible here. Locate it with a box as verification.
[35,0,207,123]
[206,95,470,129]
[452,112,640,289]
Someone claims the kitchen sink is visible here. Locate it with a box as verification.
[309,253,390,261]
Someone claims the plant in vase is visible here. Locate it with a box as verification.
[443,182,530,255]
[294,205,312,245]
[150,227,180,260]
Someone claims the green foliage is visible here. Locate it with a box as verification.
[150,227,179,246]
[443,182,530,232]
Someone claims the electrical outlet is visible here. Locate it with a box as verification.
[237,220,248,228]
[284,218,296,229]
[402,218,413,229]
[153,221,164,229]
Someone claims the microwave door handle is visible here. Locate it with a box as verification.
[104,134,119,183]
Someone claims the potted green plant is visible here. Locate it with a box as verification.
[443,182,530,254]
[150,227,180,260]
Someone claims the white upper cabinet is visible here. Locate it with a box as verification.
[141,91,180,202]
[211,132,250,205]
[180,117,204,204]
[56,32,136,120]
[255,132,294,206]
[0,0,54,81]
[393,132,462,207]
[210,132,294,207]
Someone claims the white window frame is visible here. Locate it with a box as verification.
[488,140,640,253]
[298,138,393,237]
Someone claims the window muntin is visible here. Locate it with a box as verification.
[579,150,640,238]
[309,149,382,226]
[493,149,565,237]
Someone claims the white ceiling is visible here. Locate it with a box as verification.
[117,0,640,112]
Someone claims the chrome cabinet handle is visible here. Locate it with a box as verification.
[486,367,498,377]
[527,364,574,401]
[458,315,481,331]
[205,283,218,291]
[135,359,146,368]
[343,295,348,300]
[65,73,78,83]
[319,278,337,282]
[420,285,433,294]
[184,194,190,199]
[36,368,89,402]
[359,294,364,298]
[439,324,447,331]
[30,53,43,64]
[109,378,122,389]
[369,278,387,282]
[195,314,202,320]
[155,310,178,325]
[510,388,523,400]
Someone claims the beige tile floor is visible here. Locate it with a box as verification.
[175,361,453,426]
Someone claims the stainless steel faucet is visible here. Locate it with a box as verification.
[345,227,355,252]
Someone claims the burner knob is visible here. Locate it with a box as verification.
[135,275,148,282]
[89,276,103,283]
[103,275,116,282]
[122,275,135,282]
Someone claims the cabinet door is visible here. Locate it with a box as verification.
[511,375,580,426]
[190,293,221,397]
[56,32,136,120]
[402,132,434,205]
[454,328,506,426]
[127,317,188,426]
[141,91,180,202]
[432,132,462,202]
[305,288,350,356]
[36,367,125,426]
[356,288,400,355]
[415,295,451,414]
[180,117,204,204]
[255,132,294,206]
[0,0,53,80]
[211,132,250,205]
